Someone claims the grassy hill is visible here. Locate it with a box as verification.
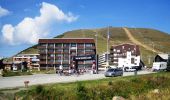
[16,27,170,67]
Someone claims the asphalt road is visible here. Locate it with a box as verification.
[0,70,154,89]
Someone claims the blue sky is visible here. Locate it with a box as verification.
[0,0,170,57]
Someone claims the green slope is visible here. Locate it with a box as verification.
[16,27,170,67]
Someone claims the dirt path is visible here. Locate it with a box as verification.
[123,27,162,54]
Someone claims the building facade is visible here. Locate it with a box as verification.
[38,38,96,69]
[110,43,140,68]
[154,54,170,70]
[13,54,40,70]
[98,52,110,67]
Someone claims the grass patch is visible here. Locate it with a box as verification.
[2,71,32,77]
[13,72,170,100]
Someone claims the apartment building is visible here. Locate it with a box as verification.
[110,43,140,68]
[98,52,110,67]
[13,54,40,69]
[38,38,96,69]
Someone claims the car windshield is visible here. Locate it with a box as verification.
[107,69,115,72]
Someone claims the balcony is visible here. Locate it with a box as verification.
[47,56,54,59]
[47,62,54,64]
[39,51,46,54]
[47,51,54,54]
[70,47,77,50]
[39,61,46,64]
[85,46,96,49]
[55,51,62,54]
[62,61,69,64]
[55,62,61,64]
[77,52,84,55]
[63,46,69,49]
[85,52,95,55]
[39,56,46,59]
[77,46,84,49]
[38,46,46,49]
[55,46,62,49]
[47,46,54,48]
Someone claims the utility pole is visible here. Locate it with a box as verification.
[95,32,98,73]
[106,26,110,67]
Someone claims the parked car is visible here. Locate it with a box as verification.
[152,62,167,71]
[104,68,123,77]
[124,67,136,72]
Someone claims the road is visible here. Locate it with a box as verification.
[123,27,162,54]
[0,70,154,89]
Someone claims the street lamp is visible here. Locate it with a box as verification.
[95,31,98,74]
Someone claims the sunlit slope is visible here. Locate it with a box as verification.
[16,27,170,66]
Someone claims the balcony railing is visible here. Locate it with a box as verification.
[63,46,69,49]
[47,51,54,54]
[39,61,46,64]
[85,46,96,49]
[38,46,46,49]
[85,52,95,55]
[39,56,46,59]
[77,46,84,49]
[39,51,46,54]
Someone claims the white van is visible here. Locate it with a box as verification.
[152,62,167,71]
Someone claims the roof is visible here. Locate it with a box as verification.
[158,54,169,60]
[110,43,140,56]
[39,38,95,43]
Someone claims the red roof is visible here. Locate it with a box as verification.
[111,43,140,56]
[39,38,95,43]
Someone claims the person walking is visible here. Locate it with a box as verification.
[92,62,96,74]
[59,65,63,76]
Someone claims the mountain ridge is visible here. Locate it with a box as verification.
[16,27,170,66]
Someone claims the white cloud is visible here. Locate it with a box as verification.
[1,2,78,45]
[2,24,14,44]
[0,6,10,17]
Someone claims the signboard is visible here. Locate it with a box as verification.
[73,55,95,61]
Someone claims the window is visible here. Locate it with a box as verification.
[71,52,76,55]
[63,49,69,52]
[114,54,117,56]
[85,49,94,52]
[50,54,54,57]
[85,43,93,47]
[48,49,54,52]
[40,43,46,46]
[48,43,54,47]
[131,58,134,63]
[122,46,124,49]
[78,50,84,52]
[71,43,76,47]
[40,49,46,52]
[56,49,62,52]
[117,50,120,52]
[63,43,69,47]
[77,43,84,47]
[56,43,62,47]
[56,54,62,57]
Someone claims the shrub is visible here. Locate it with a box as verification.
[76,82,89,100]
[35,85,44,94]
[108,81,113,86]
[2,71,32,77]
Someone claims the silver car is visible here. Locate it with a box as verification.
[104,68,123,77]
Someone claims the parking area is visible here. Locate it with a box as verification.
[0,70,154,89]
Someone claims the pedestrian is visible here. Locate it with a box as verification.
[69,66,72,75]
[59,65,63,76]
[56,68,58,74]
[92,62,96,74]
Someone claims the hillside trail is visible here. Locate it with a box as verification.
[123,27,163,54]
